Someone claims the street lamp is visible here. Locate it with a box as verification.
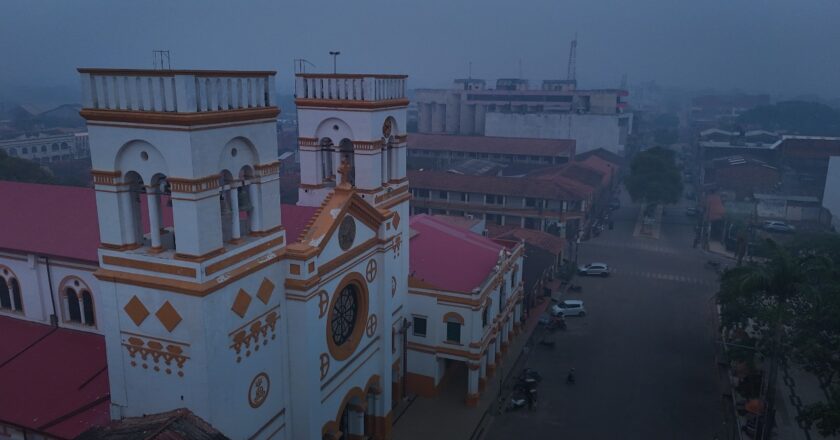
[329,51,341,74]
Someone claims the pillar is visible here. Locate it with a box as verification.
[486,345,496,378]
[230,184,241,240]
[347,404,366,438]
[248,182,262,232]
[147,189,161,249]
[479,353,488,392]
[466,364,480,407]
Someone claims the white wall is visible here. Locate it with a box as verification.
[823,156,840,228]
[485,112,632,154]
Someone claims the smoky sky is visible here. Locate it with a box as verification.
[2,0,840,99]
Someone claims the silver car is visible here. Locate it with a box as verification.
[578,262,610,277]
[552,300,587,317]
[763,221,795,233]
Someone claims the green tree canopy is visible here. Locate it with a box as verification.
[624,146,683,205]
[0,150,55,184]
[738,101,840,136]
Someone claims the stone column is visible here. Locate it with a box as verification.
[147,189,161,249]
[486,344,496,378]
[479,354,488,392]
[466,363,480,407]
[230,183,241,241]
[248,182,262,232]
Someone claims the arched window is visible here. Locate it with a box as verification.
[22,147,28,154]
[60,277,95,326]
[51,143,59,151]
[8,147,17,156]
[499,282,506,314]
[0,265,23,312]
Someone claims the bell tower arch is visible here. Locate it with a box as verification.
[295,73,409,208]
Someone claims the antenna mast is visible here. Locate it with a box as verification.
[566,34,577,81]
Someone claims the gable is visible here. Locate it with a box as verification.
[298,189,389,257]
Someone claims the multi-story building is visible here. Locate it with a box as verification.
[0,131,90,163]
[407,133,575,168]
[415,78,632,154]
[405,215,524,406]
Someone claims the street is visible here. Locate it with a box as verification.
[485,195,726,439]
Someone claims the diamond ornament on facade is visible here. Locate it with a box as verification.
[231,289,253,318]
[256,278,275,305]
[124,295,150,326]
[155,301,183,332]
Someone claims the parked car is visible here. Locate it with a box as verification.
[762,221,796,233]
[578,262,610,276]
[685,207,699,216]
[551,300,587,317]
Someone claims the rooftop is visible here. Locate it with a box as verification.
[408,170,586,200]
[77,408,228,440]
[409,133,575,157]
[409,214,506,293]
[0,315,110,439]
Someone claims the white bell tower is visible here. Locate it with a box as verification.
[80,68,289,439]
[295,74,409,208]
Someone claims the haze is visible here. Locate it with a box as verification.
[2,0,840,99]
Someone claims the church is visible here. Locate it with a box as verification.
[0,67,524,440]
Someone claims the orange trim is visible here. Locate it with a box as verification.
[80,107,280,126]
[465,392,480,407]
[289,264,301,275]
[100,243,142,251]
[317,237,381,276]
[374,185,409,204]
[378,192,411,210]
[248,224,286,238]
[442,311,465,324]
[90,169,122,185]
[102,255,197,278]
[325,272,369,362]
[299,182,331,190]
[295,98,409,110]
[205,236,284,276]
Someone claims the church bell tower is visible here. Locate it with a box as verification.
[80,68,289,439]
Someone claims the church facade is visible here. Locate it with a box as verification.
[79,68,409,440]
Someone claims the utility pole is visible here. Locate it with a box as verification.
[329,51,341,74]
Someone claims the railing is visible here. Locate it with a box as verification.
[78,68,276,113]
[294,74,407,102]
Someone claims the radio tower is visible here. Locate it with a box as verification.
[566,34,577,81]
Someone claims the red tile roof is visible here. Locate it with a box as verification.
[408,170,586,200]
[0,181,317,262]
[0,316,110,439]
[409,214,504,293]
[577,156,617,186]
[488,227,566,255]
[777,136,840,159]
[409,133,575,157]
[77,408,228,440]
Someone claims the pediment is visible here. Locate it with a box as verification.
[298,189,390,257]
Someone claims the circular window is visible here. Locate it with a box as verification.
[331,285,358,346]
[140,151,149,161]
[326,273,369,361]
[338,216,356,251]
[333,124,340,131]
[231,148,238,157]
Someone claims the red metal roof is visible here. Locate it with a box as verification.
[0,316,110,439]
[409,214,504,293]
[409,133,575,157]
[0,181,317,262]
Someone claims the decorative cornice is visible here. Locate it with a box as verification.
[91,169,122,185]
[294,98,409,110]
[80,107,280,126]
[168,175,220,194]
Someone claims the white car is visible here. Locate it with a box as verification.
[763,221,795,233]
[551,300,587,317]
[578,262,610,277]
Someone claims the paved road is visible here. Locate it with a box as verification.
[485,197,726,440]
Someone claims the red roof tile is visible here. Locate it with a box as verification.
[0,181,317,262]
[409,133,575,157]
[408,170,586,200]
[409,214,504,292]
[489,227,566,255]
[0,316,110,439]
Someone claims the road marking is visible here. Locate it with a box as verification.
[610,270,717,287]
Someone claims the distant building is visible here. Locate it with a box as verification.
[415,78,632,154]
[697,128,780,162]
[408,133,576,168]
[703,155,781,199]
[689,94,770,127]
[0,131,89,163]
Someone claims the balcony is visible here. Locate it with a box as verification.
[294,73,408,109]
[78,68,279,125]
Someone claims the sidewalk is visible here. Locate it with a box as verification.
[392,298,551,440]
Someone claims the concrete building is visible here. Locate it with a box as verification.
[415,78,632,154]
[406,215,524,406]
[407,133,575,168]
[0,131,90,163]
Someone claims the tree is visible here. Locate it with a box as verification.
[738,101,840,136]
[0,150,55,184]
[718,237,840,438]
[624,146,683,205]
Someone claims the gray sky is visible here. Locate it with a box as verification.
[2,0,840,100]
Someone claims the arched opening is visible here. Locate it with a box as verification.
[319,137,335,183]
[81,290,95,325]
[219,170,239,242]
[124,171,146,246]
[146,173,172,250]
[239,165,260,234]
[338,139,355,186]
[66,288,82,323]
[382,117,398,184]
[61,277,95,326]
[0,279,11,309]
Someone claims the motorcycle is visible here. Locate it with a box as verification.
[519,368,542,383]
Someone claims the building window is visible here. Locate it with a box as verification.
[526,198,536,207]
[417,189,429,198]
[41,145,47,152]
[21,147,28,154]
[0,266,23,313]
[51,143,59,151]
[460,192,468,202]
[438,191,447,199]
[413,316,427,337]
[446,322,461,343]
[499,283,507,314]
[60,277,95,326]
[511,268,517,289]
[482,302,490,327]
